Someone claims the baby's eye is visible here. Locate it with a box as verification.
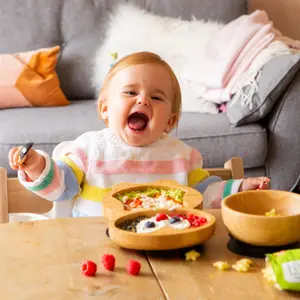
[152,96,162,101]
[124,91,137,96]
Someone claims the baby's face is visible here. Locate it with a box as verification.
[101,63,176,147]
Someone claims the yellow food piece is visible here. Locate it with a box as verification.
[213,261,230,270]
[262,267,277,283]
[185,249,201,261]
[262,266,282,289]
[232,258,253,272]
[265,208,281,217]
[236,258,253,267]
[232,263,250,272]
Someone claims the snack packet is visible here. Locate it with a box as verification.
[262,249,300,291]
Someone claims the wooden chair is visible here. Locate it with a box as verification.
[0,168,53,224]
[0,157,244,224]
[206,157,244,181]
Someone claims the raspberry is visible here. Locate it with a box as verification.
[187,214,196,222]
[190,216,208,227]
[126,260,141,276]
[81,260,97,276]
[185,214,208,227]
[156,213,168,222]
[199,217,208,225]
[101,254,115,271]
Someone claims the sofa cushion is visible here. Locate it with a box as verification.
[227,53,300,126]
[0,100,267,176]
[0,46,69,109]
[0,0,247,101]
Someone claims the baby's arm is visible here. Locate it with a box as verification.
[17,135,90,202]
[188,149,243,208]
[193,178,243,208]
[18,151,82,201]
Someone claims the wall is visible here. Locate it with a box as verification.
[249,0,300,40]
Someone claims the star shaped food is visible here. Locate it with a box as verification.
[185,249,201,261]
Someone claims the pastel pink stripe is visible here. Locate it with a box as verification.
[93,158,190,175]
[212,181,227,209]
[75,148,88,172]
[38,163,62,196]
[190,149,203,169]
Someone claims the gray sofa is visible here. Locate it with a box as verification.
[0,0,299,191]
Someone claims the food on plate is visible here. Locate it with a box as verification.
[117,213,208,233]
[115,188,185,210]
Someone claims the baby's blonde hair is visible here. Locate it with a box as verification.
[98,51,182,129]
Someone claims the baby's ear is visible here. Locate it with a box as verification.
[98,97,109,124]
[165,113,178,133]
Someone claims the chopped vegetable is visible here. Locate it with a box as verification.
[115,188,185,210]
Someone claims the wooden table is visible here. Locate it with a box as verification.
[146,210,300,300]
[0,217,165,300]
[0,210,299,299]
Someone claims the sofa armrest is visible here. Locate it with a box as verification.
[265,70,300,191]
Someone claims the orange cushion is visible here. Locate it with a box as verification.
[0,46,70,108]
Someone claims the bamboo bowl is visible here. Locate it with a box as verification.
[102,180,203,221]
[221,190,300,246]
[109,208,216,250]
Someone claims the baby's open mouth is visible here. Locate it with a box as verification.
[127,112,149,132]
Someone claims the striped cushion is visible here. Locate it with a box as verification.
[0,46,69,108]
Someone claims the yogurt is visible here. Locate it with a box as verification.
[136,215,190,233]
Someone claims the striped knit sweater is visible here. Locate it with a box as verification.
[18,128,243,217]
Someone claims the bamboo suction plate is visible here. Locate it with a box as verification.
[108,208,216,250]
[102,180,203,221]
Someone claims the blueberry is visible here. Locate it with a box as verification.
[169,216,180,224]
[145,221,156,228]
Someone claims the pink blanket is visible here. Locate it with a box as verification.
[182,10,298,104]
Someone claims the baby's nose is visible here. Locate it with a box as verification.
[137,95,149,106]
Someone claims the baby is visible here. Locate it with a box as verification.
[8,52,269,217]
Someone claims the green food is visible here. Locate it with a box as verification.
[262,249,300,291]
[165,189,185,202]
[116,188,185,203]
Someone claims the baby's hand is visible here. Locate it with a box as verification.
[240,177,270,192]
[8,146,45,175]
